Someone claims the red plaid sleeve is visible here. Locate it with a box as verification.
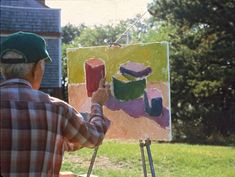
[62,103,110,150]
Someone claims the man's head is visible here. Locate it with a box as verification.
[0,32,52,89]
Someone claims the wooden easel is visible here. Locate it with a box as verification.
[78,146,99,177]
[83,138,157,177]
[139,139,156,177]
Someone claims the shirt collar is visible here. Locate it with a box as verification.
[0,78,32,88]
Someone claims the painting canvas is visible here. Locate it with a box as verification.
[67,42,171,141]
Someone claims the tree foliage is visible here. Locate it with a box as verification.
[148,0,235,141]
[73,17,150,47]
[62,23,86,44]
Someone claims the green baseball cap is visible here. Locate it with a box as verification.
[0,31,52,64]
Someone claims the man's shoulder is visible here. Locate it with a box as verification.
[48,95,69,106]
[46,94,74,111]
[46,95,80,118]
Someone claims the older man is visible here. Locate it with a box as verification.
[0,32,110,177]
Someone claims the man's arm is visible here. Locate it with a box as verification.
[63,103,110,151]
[63,78,111,150]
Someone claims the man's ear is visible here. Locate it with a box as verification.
[32,60,41,76]
[32,60,45,89]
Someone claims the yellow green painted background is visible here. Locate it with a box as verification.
[67,42,169,84]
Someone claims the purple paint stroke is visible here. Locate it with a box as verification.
[120,61,152,77]
[106,95,145,117]
[105,95,169,128]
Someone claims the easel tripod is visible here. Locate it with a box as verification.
[85,138,157,177]
[139,139,156,177]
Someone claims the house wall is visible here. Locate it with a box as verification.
[0,1,63,98]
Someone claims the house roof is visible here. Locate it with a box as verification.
[0,0,61,35]
[0,0,48,8]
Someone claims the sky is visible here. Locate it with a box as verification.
[46,0,151,26]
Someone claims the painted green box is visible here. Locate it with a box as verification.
[112,73,146,101]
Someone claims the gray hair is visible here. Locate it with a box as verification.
[0,63,35,79]
[0,51,35,79]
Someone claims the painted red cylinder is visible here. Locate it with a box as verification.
[85,58,105,97]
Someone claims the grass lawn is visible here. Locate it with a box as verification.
[61,140,235,177]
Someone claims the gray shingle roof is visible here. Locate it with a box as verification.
[0,6,60,33]
[0,0,46,8]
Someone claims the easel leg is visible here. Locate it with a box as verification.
[140,139,157,177]
[145,139,156,177]
[139,140,148,177]
[86,146,99,177]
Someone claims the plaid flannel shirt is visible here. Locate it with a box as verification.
[0,79,110,177]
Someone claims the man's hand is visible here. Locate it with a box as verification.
[91,78,111,106]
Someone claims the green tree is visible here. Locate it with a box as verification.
[72,15,164,47]
[62,23,86,44]
[148,0,235,141]
[141,22,175,42]
[73,22,130,47]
